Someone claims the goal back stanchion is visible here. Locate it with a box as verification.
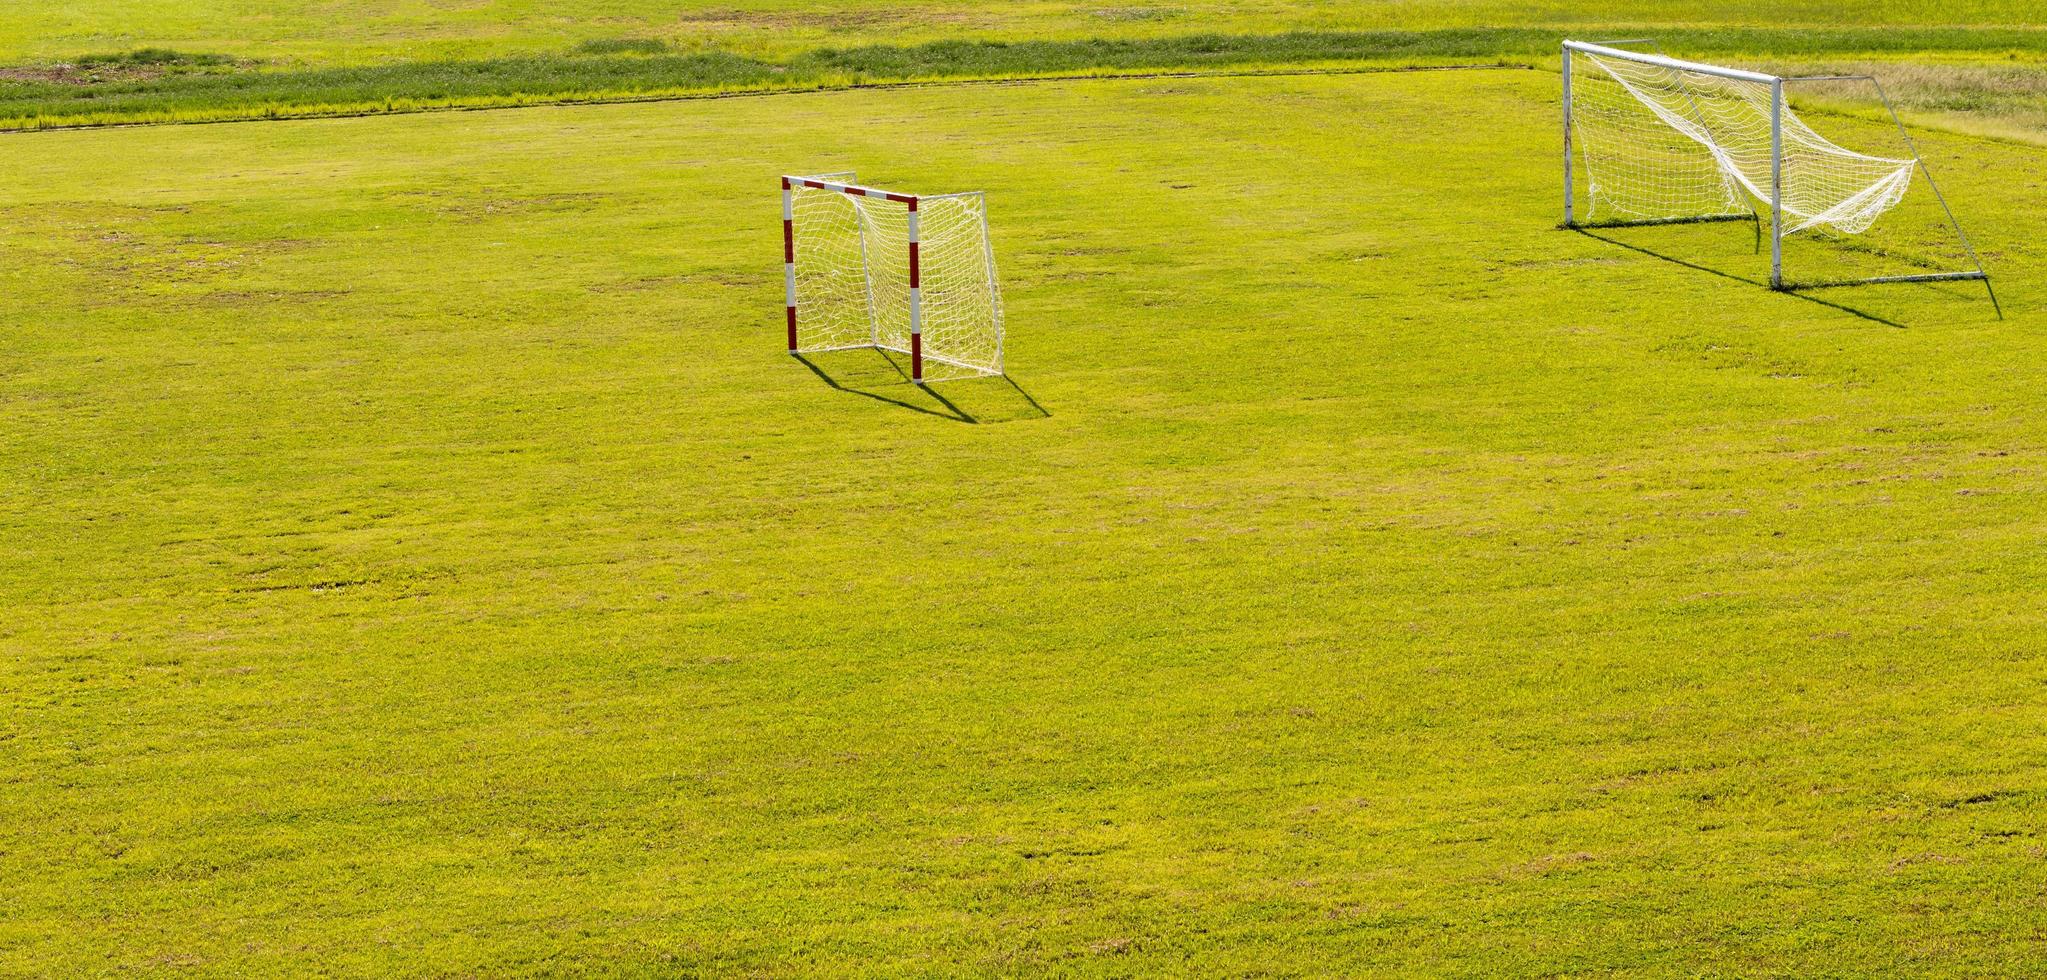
[782,173,1005,383]
[1770,74,1783,286]
[1560,39,1997,312]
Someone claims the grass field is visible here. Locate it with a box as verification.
[4,65,2045,974]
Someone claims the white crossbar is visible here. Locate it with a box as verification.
[1562,41,1780,85]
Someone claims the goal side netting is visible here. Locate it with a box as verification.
[1566,43,1915,236]
[1562,41,1995,304]
[783,174,1004,383]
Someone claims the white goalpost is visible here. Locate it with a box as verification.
[782,173,1005,383]
[1561,40,1997,312]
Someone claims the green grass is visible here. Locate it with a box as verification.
[4,68,2044,974]
[0,49,792,129]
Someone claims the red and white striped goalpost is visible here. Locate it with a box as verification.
[782,177,797,353]
[783,175,924,382]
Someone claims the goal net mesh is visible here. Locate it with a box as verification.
[1571,49,1916,234]
[791,179,1003,381]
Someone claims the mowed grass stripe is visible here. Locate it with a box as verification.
[1,71,2043,973]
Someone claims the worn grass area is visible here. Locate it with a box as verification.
[4,70,2046,974]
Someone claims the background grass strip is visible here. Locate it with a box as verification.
[8,27,2047,132]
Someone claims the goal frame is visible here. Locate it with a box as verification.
[1561,40,1997,312]
[781,174,1005,383]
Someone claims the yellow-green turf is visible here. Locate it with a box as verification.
[2,69,2044,975]
[3,1,2044,65]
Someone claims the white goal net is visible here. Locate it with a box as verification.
[1561,40,1999,304]
[1565,42,1914,237]
[783,173,1004,383]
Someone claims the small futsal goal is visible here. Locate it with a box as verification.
[1561,40,1997,311]
[782,173,1005,383]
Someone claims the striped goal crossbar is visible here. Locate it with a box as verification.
[782,174,1005,383]
[1561,40,1996,309]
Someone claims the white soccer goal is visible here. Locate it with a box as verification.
[782,173,1005,383]
[1562,40,1996,310]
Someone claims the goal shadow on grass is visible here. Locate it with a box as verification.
[1570,227,1911,329]
[792,348,1049,424]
